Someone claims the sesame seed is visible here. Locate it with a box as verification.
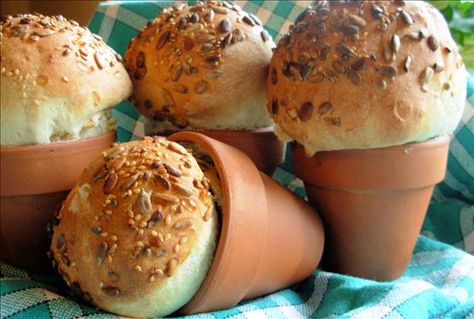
[151,231,159,237]
[135,265,143,272]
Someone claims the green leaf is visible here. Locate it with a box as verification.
[449,10,474,33]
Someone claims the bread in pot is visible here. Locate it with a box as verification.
[266,1,467,155]
[125,1,275,131]
[0,13,132,146]
[49,136,218,318]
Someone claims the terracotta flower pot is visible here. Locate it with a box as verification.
[200,128,285,176]
[292,136,450,281]
[156,127,285,176]
[168,132,324,314]
[0,131,116,273]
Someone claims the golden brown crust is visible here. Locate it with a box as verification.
[0,13,132,145]
[267,1,466,155]
[125,1,275,130]
[50,136,216,314]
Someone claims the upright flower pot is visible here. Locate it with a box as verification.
[292,136,450,281]
[0,131,116,273]
[169,132,324,314]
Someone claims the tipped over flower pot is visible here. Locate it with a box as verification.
[169,132,324,314]
[195,128,285,176]
[49,133,324,318]
[292,136,450,281]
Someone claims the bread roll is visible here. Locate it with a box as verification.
[267,1,466,155]
[0,13,132,146]
[50,136,218,318]
[125,1,275,130]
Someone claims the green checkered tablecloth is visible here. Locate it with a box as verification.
[1,1,473,318]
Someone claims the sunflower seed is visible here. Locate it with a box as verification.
[156,31,170,50]
[194,80,208,94]
[348,14,366,27]
[400,10,414,25]
[219,18,231,33]
[332,61,346,74]
[94,53,106,70]
[295,21,308,33]
[173,218,193,230]
[213,7,229,14]
[403,56,412,72]
[351,57,366,71]
[56,234,66,252]
[201,43,214,52]
[309,72,325,83]
[183,36,194,51]
[105,147,125,161]
[371,4,384,19]
[341,24,359,36]
[137,189,152,215]
[336,43,356,59]
[168,142,187,155]
[378,80,387,90]
[300,64,313,80]
[347,68,362,85]
[174,184,193,196]
[154,193,179,204]
[380,65,398,77]
[318,102,332,115]
[427,36,438,51]
[420,67,433,87]
[164,163,182,177]
[120,173,140,192]
[177,17,187,29]
[97,242,108,266]
[171,64,183,82]
[223,33,233,46]
[103,173,118,194]
[271,67,277,85]
[108,156,126,171]
[102,286,120,297]
[190,13,199,23]
[391,34,401,54]
[298,102,313,121]
[325,117,341,127]
[93,165,108,183]
[261,30,270,42]
[134,67,146,80]
[242,15,255,26]
[434,62,444,72]
[148,211,164,227]
[174,84,188,94]
[271,98,278,114]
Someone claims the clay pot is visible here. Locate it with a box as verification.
[0,131,116,273]
[200,128,285,176]
[168,132,324,314]
[159,128,285,175]
[292,136,450,281]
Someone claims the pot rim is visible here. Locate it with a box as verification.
[1,131,116,196]
[292,135,450,190]
[169,131,267,314]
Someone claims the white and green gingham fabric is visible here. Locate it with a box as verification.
[1,1,473,318]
